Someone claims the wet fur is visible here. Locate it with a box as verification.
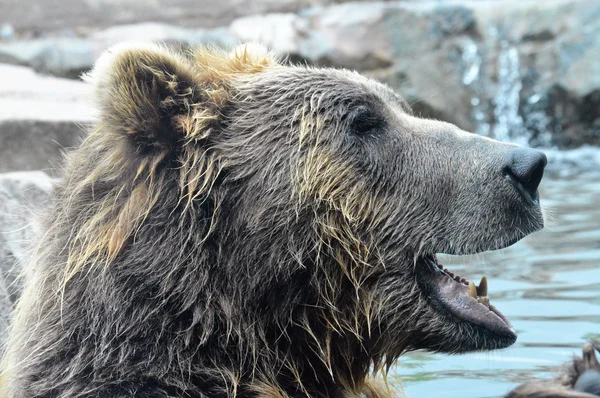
[2,43,543,397]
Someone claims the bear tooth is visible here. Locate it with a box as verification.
[468,281,477,298]
[477,297,490,306]
[477,276,488,297]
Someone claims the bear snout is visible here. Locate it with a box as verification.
[503,147,547,206]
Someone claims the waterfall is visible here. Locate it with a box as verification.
[461,39,480,86]
[461,39,547,147]
[460,38,490,136]
[522,92,553,147]
[457,33,599,175]
[492,43,527,145]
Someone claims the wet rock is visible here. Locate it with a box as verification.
[0,0,325,33]
[0,171,54,340]
[0,24,237,78]
[0,120,89,174]
[229,13,309,55]
[1,0,600,148]
[0,24,14,41]
[0,38,94,78]
[91,23,236,52]
[292,2,480,129]
[540,86,600,148]
[557,24,600,98]
[468,0,600,147]
[0,64,95,174]
[300,3,393,70]
[427,5,477,39]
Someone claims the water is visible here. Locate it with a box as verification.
[392,167,600,398]
[463,37,553,148]
[459,37,490,137]
[492,44,526,146]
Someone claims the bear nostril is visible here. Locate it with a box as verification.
[505,148,547,203]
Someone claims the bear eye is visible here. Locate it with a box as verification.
[349,106,383,136]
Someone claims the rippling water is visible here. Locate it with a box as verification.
[393,164,600,398]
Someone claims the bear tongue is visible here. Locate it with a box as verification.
[434,272,516,337]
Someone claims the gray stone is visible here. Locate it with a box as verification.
[558,23,600,98]
[0,64,95,174]
[0,120,88,174]
[0,23,239,78]
[290,2,483,130]
[229,13,309,55]
[91,23,206,52]
[0,38,94,78]
[0,0,326,33]
[301,2,393,70]
[469,0,600,147]
[2,0,600,148]
[0,24,14,41]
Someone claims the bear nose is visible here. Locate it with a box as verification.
[505,148,547,203]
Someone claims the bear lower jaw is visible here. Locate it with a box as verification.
[419,254,517,343]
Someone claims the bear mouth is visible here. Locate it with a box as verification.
[418,254,516,341]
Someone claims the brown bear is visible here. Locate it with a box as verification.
[1,42,547,397]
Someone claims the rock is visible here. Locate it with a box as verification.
[90,23,234,53]
[0,171,54,340]
[0,120,90,174]
[1,0,600,148]
[296,0,600,148]
[0,24,14,41]
[0,63,95,174]
[0,38,94,78]
[0,0,326,33]
[300,0,599,148]
[0,23,237,78]
[229,13,309,55]
[299,3,393,70]
[557,23,600,98]
[466,0,600,147]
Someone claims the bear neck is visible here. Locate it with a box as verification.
[46,173,406,397]
[189,195,404,396]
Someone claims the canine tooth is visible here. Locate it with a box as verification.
[477,297,490,306]
[477,276,488,297]
[468,281,477,298]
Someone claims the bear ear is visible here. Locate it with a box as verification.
[84,42,203,152]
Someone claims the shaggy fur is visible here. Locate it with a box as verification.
[1,43,544,397]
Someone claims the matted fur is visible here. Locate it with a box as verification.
[1,42,544,397]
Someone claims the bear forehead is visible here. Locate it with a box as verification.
[237,66,411,113]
